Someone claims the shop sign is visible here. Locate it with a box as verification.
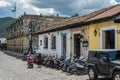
[83,41,88,47]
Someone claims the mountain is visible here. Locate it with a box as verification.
[0,17,15,38]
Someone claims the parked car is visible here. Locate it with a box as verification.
[88,50,120,80]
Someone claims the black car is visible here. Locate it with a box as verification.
[88,50,120,80]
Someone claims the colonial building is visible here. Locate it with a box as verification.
[7,13,69,53]
[87,4,120,50]
[7,4,120,59]
[36,4,120,59]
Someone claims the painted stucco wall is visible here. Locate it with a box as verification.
[70,26,89,60]
[117,23,120,49]
[89,20,120,50]
[38,30,71,58]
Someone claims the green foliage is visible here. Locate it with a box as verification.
[0,17,15,38]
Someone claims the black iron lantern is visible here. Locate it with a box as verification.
[94,29,97,37]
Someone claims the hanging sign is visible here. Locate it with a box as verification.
[83,41,89,47]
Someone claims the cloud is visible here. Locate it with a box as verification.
[29,0,118,16]
[0,0,119,18]
[70,0,118,15]
[0,1,11,7]
[18,2,57,15]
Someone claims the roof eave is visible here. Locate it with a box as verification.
[35,12,120,35]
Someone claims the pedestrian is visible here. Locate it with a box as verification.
[37,53,42,68]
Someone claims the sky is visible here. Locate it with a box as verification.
[0,0,120,18]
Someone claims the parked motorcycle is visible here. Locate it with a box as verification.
[27,58,34,68]
[68,57,87,75]
[54,57,64,70]
[41,55,46,65]
[67,59,76,74]
[49,56,56,68]
[61,58,71,72]
[22,50,28,61]
[43,56,52,67]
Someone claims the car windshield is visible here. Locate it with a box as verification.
[108,51,120,61]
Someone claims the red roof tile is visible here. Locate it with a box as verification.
[36,4,120,33]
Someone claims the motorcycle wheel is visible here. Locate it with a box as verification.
[28,65,30,68]
[76,68,81,75]
[57,66,60,70]
[28,65,31,68]
[69,68,74,74]
[31,65,33,68]
[62,65,66,72]
[55,65,59,70]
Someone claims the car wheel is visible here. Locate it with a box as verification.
[88,67,98,80]
[113,71,120,80]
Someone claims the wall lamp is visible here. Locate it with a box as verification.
[94,29,97,37]
[117,30,120,34]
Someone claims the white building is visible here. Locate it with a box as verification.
[0,38,7,44]
[0,38,7,50]
[38,30,71,58]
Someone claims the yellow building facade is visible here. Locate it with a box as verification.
[89,20,120,50]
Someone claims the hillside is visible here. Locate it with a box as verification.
[0,17,15,38]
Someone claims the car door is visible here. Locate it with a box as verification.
[97,52,111,75]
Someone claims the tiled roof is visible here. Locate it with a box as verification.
[86,4,120,21]
[36,4,120,34]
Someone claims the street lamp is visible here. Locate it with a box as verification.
[29,21,33,54]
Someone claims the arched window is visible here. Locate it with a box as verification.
[51,35,56,49]
[44,36,48,49]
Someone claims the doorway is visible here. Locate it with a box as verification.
[62,35,66,58]
[74,34,81,57]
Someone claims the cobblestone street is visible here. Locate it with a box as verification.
[0,51,109,80]
[0,51,89,80]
